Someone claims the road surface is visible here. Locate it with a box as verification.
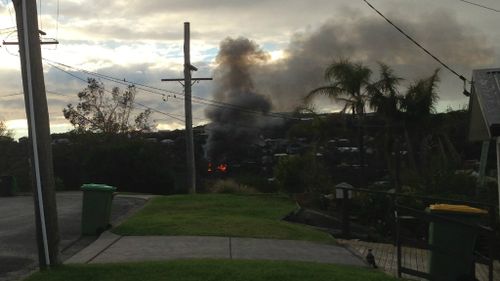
[0,192,146,281]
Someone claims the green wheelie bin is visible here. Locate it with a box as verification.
[427,204,487,281]
[81,183,117,235]
[0,176,17,197]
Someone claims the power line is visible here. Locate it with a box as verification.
[46,62,187,124]
[458,0,500,12]
[363,0,468,83]
[44,58,179,96]
[133,101,185,123]
[40,59,303,135]
[44,59,299,120]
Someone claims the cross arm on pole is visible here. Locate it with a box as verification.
[3,40,59,45]
[161,77,212,87]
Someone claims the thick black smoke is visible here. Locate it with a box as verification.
[204,37,271,163]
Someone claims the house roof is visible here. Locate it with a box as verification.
[468,68,500,141]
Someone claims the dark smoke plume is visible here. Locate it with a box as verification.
[204,37,271,163]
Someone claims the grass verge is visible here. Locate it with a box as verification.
[24,260,399,281]
[113,194,333,243]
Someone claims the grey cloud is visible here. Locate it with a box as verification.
[52,0,343,44]
[74,24,184,41]
[0,97,25,120]
[0,69,23,92]
[254,9,496,111]
[0,62,194,127]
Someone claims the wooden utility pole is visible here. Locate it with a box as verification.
[12,0,60,267]
[162,22,212,194]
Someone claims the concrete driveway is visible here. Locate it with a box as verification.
[0,192,147,281]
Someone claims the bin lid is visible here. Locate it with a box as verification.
[81,183,117,192]
[429,204,487,214]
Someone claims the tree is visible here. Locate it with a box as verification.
[368,63,403,121]
[307,59,372,116]
[274,153,331,194]
[400,69,441,180]
[0,120,12,140]
[402,69,440,125]
[367,63,404,190]
[63,78,153,134]
[306,59,372,171]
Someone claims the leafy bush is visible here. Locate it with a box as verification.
[52,134,180,194]
[233,172,278,193]
[208,179,258,194]
[274,153,331,194]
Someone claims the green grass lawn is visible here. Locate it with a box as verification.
[24,260,399,281]
[113,194,333,243]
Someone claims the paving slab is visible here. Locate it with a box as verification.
[231,237,365,266]
[90,236,230,263]
[65,231,121,264]
[80,235,365,266]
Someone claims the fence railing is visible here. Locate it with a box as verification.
[395,205,495,281]
[334,186,498,281]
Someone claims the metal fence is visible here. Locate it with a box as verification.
[335,186,499,281]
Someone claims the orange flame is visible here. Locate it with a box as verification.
[217,164,228,172]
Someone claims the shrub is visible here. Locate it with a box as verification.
[209,179,258,194]
[274,153,331,194]
[52,134,178,194]
[233,172,279,193]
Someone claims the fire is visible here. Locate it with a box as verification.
[207,162,228,173]
[217,164,228,172]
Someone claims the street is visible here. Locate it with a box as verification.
[0,192,146,281]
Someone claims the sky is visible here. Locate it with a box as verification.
[0,0,499,139]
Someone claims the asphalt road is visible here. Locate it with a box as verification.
[0,192,146,281]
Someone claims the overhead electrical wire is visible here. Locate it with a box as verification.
[458,0,500,13]
[45,61,192,124]
[362,0,468,84]
[44,59,299,121]
[133,101,185,123]
[43,58,178,96]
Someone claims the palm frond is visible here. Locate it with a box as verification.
[305,84,343,102]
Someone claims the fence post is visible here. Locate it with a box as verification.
[489,205,498,231]
[342,188,350,238]
[488,232,494,281]
[395,207,402,278]
[391,194,397,245]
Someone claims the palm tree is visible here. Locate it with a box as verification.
[368,63,403,121]
[307,59,372,116]
[401,69,440,179]
[306,59,372,176]
[367,63,404,191]
[402,69,440,124]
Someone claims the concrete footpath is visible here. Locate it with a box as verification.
[66,232,366,266]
